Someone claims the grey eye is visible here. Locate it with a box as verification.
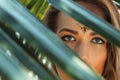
[92,37,104,44]
[62,35,76,41]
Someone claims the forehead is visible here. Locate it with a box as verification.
[57,1,107,22]
[57,13,91,33]
[56,1,108,35]
[57,1,107,28]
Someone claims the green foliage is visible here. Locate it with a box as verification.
[115,0,120,3]
[18,0,54,74]
[19,0,50,21]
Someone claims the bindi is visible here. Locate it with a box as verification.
[78,23,89,33]
[80,26,89,33]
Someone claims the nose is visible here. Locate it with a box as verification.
[75,42,89,61]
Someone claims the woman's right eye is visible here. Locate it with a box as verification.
[61,35,76,41]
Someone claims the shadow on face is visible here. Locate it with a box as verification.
[55,1,108,80]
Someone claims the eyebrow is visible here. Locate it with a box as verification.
[59,28,98,36]
[90,32,97,36]
[59,28,78,34]
[90,32,106,41]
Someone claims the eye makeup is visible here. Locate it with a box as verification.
[61,35,76,41]
[91,36,106,45]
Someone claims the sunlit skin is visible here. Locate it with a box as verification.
[55,2,108,80]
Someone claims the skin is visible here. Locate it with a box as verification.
[55,2,108,80]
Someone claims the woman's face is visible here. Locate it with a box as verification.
[55,2,108,80]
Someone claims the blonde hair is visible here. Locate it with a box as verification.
[97,0,120,80]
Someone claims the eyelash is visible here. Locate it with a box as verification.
[91,37,105,44]
[61,35,105,44]
[61,35,76,41]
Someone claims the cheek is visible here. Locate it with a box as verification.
[64,42,75,50]
[87,45,107,74]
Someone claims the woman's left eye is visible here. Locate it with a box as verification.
[92,37,104,44]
